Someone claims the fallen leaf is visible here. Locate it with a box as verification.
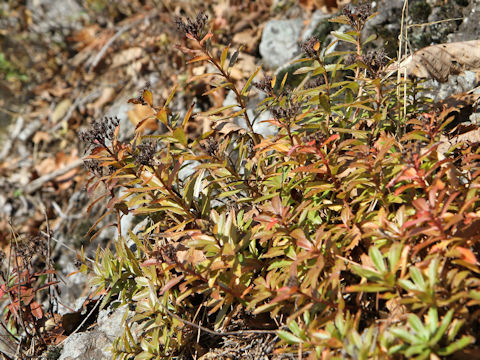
[392,40,480,82]
[111,47,143,68]
[87,87,116,112]
[213,119,247,135]
[51,99,72,124]
[32,131,50,145]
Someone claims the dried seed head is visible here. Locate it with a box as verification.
[343,4,372,29]
[134,140,157,166]
[79,116,120,149]
[301,36,321,58]
[271,101,300,122]
[362,49,388,77]
[202,137,219,157]
[344,54,357,67]
[83,159,104,177]
[254,75,274,94]
[174,11,208,40]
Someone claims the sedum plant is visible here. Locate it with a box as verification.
[79,4,479,359]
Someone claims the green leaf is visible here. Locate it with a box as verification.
[217,189,243,199]
[437,335,475,356]
[428,258,439,289]
[405,344,429,359]
[408,314,428,341]
[288,320,304,339]
[351,264,382,281]
[362,34,377,45]
[387,243,402,271]
[430,309,454,346]
[241,65,262,95]
[277,330,303,344]
[369,246,386,273]
[345,284,391,293]
[134,351,154,360]
[329,15,349,25]
[398,279,417,292]
[410,267,426,290]
[332,31,357,45]
[319,94,331,114]
[390,328,419,344]
[220,44,231,69]
[173,127,187,146]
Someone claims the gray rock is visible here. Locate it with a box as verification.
[259,18,304,69]
[302,10,332,42]
[27,0,86,35]
[422,71,478,102]
[448,1,480,42]
[58,305,129,360]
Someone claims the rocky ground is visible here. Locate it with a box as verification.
[1,0,480,359]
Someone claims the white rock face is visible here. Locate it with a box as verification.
[58,305,130,360]
[27,0,85,33]
[259,18,303,69]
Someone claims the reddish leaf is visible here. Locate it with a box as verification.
[290,228,313,251]
[266,218,279,231]
[200,31,213,45]
[160,275,184,295]
[141,258,162,267]
[321,134,339,147]
[30,301,44,319]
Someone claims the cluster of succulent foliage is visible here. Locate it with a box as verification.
[80,5,480,359]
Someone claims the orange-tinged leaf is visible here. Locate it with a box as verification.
[456,247,478,265]
[200,31,213,45]
[322,134,339,146]
[267,218,279,231]
[187,55,210,64]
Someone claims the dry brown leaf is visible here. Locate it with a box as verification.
[213,119,247,135]
[68,25,101,50]
[51,99,72,124]
[393,40,480,82]
[433,92,480,126]
[299,0,340,12]
[111,47,143,68]
[87,87,116,112]
[32,131,50,145]
[127,104,158,132]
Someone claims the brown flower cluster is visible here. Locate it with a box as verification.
[78,116,120,149]
[174,12,208,41]
[343,4,372,30]
[134,140,157,166]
